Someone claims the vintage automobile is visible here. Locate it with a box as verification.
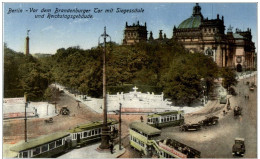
[199,116,219,126]
[232,138,245,156]
[179,123,201,131]
[234,106,242,116]
[60,106,70,115]
[44,117,53,123]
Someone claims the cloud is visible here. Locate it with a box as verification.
[41,25,54,32]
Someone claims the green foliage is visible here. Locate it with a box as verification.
[4,44,49,100]
[160,52,218,105]
[220,67,238,91]
[4,40,221,105]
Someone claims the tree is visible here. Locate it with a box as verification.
[220,67,238,92]
[161,57,202,105]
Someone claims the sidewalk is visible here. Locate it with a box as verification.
[58,143,126,158]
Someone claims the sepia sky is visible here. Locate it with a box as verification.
[3,3,257,54]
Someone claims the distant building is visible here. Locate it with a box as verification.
[123,21,148,45]
[122,3,256,71]
[173,3,256,71]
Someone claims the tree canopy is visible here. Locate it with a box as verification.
[5,41,222,104]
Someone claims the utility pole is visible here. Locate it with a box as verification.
[119,103,122,150]
[24,94,28,142]
[99,26,111,150]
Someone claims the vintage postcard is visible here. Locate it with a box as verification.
[3,2,257,158]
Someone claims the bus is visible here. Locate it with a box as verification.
[158,139,201,158]
[129,122,201,158]
[129,122,161,156]
[68,119,119,147]
[147,110,184,128]
[10,132,71,158]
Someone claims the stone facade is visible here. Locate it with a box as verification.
[173,3,256,71]
[122,3,256,71]
[123,21,148,45]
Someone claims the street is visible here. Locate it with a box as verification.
[3,74,257,158]
[120,74,257,158]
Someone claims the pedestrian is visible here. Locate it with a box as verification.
[223,110,226,116]
[77,102,81,108]
[110,143,114,154]
[140,116,143,122]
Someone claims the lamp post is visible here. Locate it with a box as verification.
[99,26,111,150]
[119,103,122,150]
[24,93,28,142]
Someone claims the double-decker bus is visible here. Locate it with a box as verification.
[129,122,201,158]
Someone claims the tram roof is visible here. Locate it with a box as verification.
[130,122,161,135]
[68,119,118,133]
[147,110,184,118]
[10,132,70,152]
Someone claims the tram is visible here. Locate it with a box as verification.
[147,110,184,128]
[10,132,71,158]
[10,119,119,158]
[129,122,201,158]
[69,119,119,147]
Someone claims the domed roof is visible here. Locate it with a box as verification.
[178,3,204,29]
[178,15,202,29]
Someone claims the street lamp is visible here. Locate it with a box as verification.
[24,93,28,142]
[98,27,111,150]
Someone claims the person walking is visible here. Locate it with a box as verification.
[110,143,114,154]
[140,116,143,122]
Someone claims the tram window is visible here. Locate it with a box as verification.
[41,144,48,153]
[91,130,95,135]
[84,131,88,138]
[33,147,40,156]
[88,131,91,136]
[95,129,98,135]
[161,119,163,122]
[22,151,28,158]
[56,139,62,147]
[148,118,151,123]
[49,142,55,150]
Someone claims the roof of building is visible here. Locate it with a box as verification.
[130,122,161,135]
[178,3,203,29]
[178,15,203,29]
[10,132,70,152]
[233,33,244,39]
